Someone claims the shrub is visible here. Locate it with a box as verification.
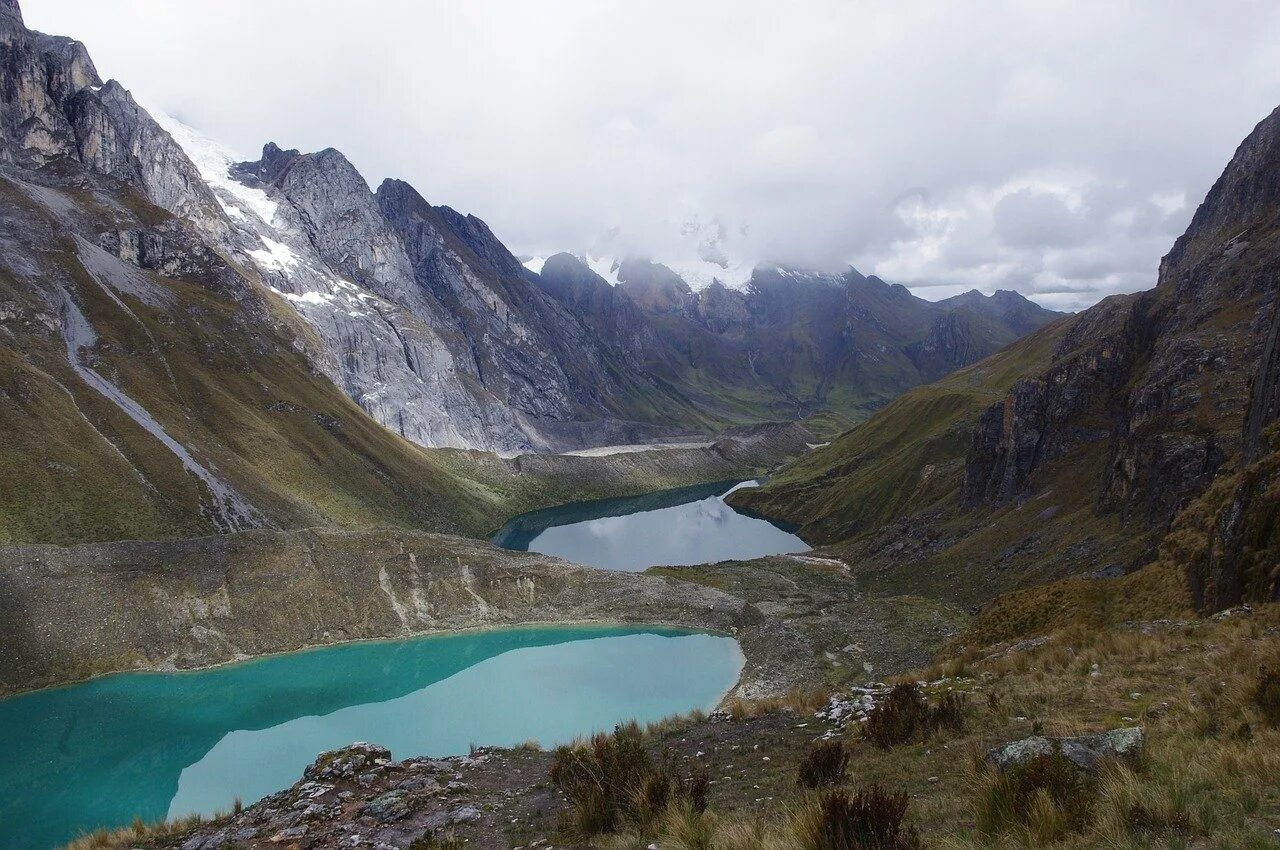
[1252,666,1280,727]
[794,785,921,849]
[976,749,1096,840]
[861,683,968,748]
[862,683,930,749]
[931,691,967,733]
[798,739,850,788]
[549,722,704,837]
[687,767,710,813]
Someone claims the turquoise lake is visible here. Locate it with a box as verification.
[0,626,742,850]
[491,480,809,571]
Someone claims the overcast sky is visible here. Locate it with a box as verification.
[26,1,1280,310]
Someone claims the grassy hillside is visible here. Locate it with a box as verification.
[732,318,1073,542]
[729,303,1190,609]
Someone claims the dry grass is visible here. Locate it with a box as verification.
[62,813,210,850]
[550,721,709,840]
[627,604,1280,849]
[724,687,831,722]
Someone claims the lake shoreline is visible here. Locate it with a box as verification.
[0,619,747,704]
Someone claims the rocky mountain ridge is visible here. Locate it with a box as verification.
[536,252,1062,421]
[3,0,1065,456]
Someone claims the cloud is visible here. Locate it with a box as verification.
[993,189,1089,250]
[24,0,1280,310]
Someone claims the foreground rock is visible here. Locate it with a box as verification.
[986,727,1145,773]
[153,705,852,850]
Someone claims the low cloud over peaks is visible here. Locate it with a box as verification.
[29,0,1280,310]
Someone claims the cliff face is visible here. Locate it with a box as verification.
[740,103,1280,613]
[964,106,1280,532]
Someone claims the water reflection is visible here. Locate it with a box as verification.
[492,480,809,571]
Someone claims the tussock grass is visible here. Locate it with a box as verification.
[791,786,921,849]
[62,812,209,849]
[630,603,1280,849]
[1252,666,1280,727]
[409,832,466,849]
[550,721,708,840]
[797,739,850,789]
[724,687,830,722]
[972,748,1096,841]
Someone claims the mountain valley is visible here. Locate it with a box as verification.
[2,1,1280,848]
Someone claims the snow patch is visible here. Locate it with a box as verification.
[147,108,280,226]
[249,236,302,271]
[665,257,756,291]
[582,254,623,287]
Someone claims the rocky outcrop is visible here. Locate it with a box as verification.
[0,13,229,241]
[961,295,1140,506]
[907,311,982,383]
[0,5,99,166]
[375,180,645,423]
[1177,297,1280,611]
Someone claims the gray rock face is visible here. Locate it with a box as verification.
[0,13,228,241]
[907,311,981,383]
[223,141,533,451]
[986,727,1144,773]
[0,4,694,454]
[0,7,99,166]
[374,179,590,420]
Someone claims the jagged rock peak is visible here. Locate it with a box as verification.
[0,0,21,23]
[1164,104,1280,272]
[233,141,300,186]
[373,176,428,212]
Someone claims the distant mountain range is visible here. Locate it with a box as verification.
[0,0,1061,461]
[532,254,1062,423]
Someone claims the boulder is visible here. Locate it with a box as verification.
[362,790,410,824]
[303,742,392,782]
[986,727,1143,773]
